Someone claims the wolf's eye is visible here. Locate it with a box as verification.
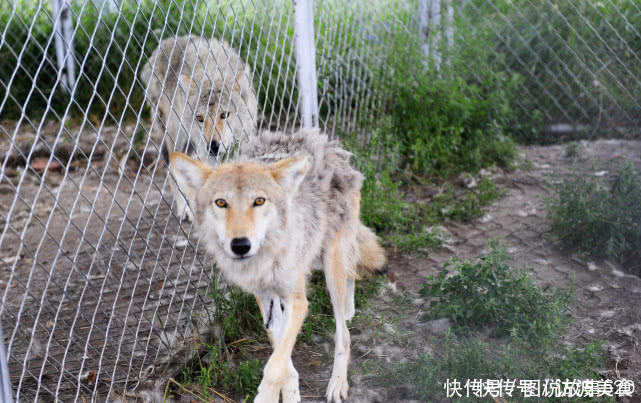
[215,199,227,208]
[196,115,205,123]
[253,197,265,207]
[219,111,229,119]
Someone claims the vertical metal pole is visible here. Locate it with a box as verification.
[418,0,430,61]
[293,0,319,128]
[445,0,454,48]
[430,0,442,71]
[51,0,76,93]
[0,323,13,403]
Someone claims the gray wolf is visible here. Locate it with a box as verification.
[169,129,386,402]
[141,35,258,220]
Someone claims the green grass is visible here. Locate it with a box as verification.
[421,242,571,347]
[388,333,611,402]
[178,342,262,401]
[300,271,384,343]
[422,176,503,223]
[548,163,641,273]
[378,243,610,402]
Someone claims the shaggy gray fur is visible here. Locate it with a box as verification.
[242,128,364,242]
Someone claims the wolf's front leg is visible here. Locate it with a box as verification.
[324,237,354,403]
[255,282,307,403]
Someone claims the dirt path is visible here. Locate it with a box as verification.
[299,140,641,402]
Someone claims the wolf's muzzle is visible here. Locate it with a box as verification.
[230,237,251,256]
[208,139,220,155]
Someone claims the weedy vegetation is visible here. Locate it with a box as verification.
[388,334,610,402]
[382,244,610,402]
[421,243,571,347]
[548,163,641,274]
[168,278,264,401]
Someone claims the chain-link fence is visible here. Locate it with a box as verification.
[1,0,640,401]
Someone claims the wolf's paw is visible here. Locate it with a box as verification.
[281,369,301,403]
[326,374,349,403]
[281,383,301,403]
[254,388,279,403]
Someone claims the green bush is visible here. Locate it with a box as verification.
[421,242,570,347]
[548,163,641,272]
[371,18,519,177]
[465,0,641,142]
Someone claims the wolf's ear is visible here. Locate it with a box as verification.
[169,152,211,201]
[178,74,198,97]
[269,155,309,192]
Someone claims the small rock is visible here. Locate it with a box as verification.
[173,236,188,248]
[587,262,598,271]
[611,268,625,278]
[599,310,616,319]
[594,170,608,177]
[464,177,477,189]
[587,284,603,292]
[383,323,396,335]
[421,318,452,335]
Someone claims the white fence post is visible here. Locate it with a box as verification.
[430,0,442,71]
[0,323,12,403]
[418,0,443,70]
[51,0,76,93]
[418,0,430,61]
[293,0,319,128]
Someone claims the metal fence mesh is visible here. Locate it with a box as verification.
[1,0,639,401]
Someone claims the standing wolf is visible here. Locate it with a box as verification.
[141,35,258,220]
[169,129,386,402]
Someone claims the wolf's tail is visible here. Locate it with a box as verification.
[356,223,386,275]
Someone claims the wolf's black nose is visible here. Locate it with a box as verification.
[231,237,251,256]
[208,140,220,155]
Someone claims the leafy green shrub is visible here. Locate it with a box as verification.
[465,0,641,142]
[421,243,570,346]
[371,19,519,177]
[548,163,641,272]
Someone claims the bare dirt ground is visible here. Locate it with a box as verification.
[295,139,641,402]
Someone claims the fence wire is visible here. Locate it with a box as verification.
[1,0,639,401]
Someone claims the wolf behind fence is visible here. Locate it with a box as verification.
[169,128,386,402]
[141,35,259,221]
